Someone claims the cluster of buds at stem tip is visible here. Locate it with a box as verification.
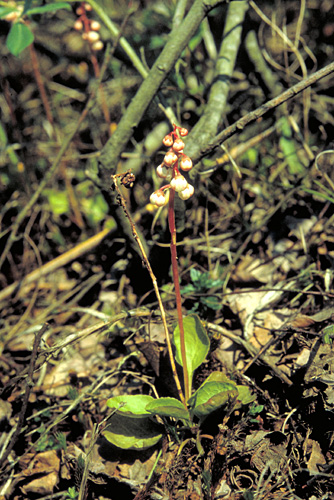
[150,125,194,207]
[74,2,103,51]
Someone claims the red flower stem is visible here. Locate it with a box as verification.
[168,188,190,401]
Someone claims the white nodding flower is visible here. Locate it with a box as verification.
[178,184,194,200]
[156,164,172,180]
[86,31,100,42]
[179,156,193,171]
[170,174,188,193]
[150,191,168,207]
[164,151,178,166]
[162,134,174,147]
[172,138,185,153]
[92,41,104,51]
[90,20,101,31]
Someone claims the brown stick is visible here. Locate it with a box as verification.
[0,323,49,471]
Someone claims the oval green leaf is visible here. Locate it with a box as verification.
[103,414,162,450]
[146,397,191,421]
[6,23,34,56]
[173,314,209,392]
[188,381,237,418]
[106,394,155,418]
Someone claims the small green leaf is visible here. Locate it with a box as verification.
[146,397,191,421]
[6,23,34,56]
[188,381,238,418]
[200,296,221,311]
[27,3,71,15]
[44,189,70,215]
[235,385,256,407]
[173,314,210,392]
[103,414,162,450]
[106,394,155,418]
[190,268,201,283]
[322,324,334,344]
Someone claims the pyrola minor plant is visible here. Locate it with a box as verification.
[105,125,254,451]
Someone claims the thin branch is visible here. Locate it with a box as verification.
[0,323,49,471]
[191,60,334,169]
[185,0,249,161]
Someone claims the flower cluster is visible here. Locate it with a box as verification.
[150,125,194,207]
[74,3,103,51]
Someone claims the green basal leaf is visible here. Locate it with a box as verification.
[6,23,34,56]
[27,3,71,15]
[188,381,238,418]
[103,414,162,450]
[146,397,191,421]
[106,394,155,418]
[173,314,210,392]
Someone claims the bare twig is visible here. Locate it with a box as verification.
[191,60,334,169]
[0,323,49,471]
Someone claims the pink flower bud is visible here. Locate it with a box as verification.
[172,138,185,153]
[90,20,101,31]
[179,156,192,171]
[74,20,83,31]
[86,31,100,42]
[179,127,188,137]
[92,40,104,51]
[163,134,174,147]
[170,174,188,193]
[178,184,194,200]
[164,151,178,166]
[150,191,168,207]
